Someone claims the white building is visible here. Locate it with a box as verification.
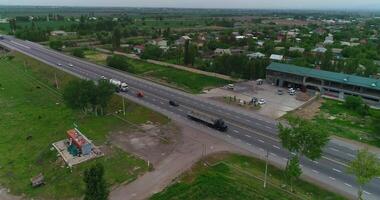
[270,54,284,61]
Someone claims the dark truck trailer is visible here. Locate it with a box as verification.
[187,110,228,132]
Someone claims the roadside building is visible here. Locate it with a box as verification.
[247,52,265,59]
[266,62,380,106]
[149,38,168,47]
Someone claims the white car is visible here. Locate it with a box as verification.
[68,63,74,67]
[57,63,62,66]
[258,98,266,105]
[226,84,235,90]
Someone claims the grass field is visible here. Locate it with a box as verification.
[314,99,380,147]
[0,52,168,199]
[83,50,231,93]
[150,153,345,200]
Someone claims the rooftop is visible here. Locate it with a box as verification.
[267,63,380,91]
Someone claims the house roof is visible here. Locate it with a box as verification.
[267,62,380,91]
[270,54,283,60]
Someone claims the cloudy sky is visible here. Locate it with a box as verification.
[0,0,379,10]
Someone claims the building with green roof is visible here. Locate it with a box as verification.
[266,62,380,106]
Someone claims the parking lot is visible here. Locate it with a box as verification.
[201,80,312,119]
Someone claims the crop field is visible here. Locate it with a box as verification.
[0,52,168,199]
[150,153,346,200]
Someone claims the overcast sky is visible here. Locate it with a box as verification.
[0,0,379,10]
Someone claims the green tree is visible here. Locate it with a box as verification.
[84,163,109,200]
[183,39,191,65]
[141,45,163,60]
[95,80,115,115]
[112,26,122,50]
[284,157,302,192]
[9,18,17,34]
[348,149,380,200]
[106,55,130,71]
[344,96,369,116]
[278,117,329,160]
[49,40,63,51]
[72,48,85,58]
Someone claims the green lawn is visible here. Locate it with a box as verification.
[313,99,380,147]
[0,53,168,199]
[150,153,345,200]
[84,50,232,93]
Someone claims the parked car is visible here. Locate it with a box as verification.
[226,84,235,90]
[258,98,266,105]
[169,100,179,107]
[277,89,283,95]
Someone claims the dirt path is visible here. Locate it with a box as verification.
[109,121,249,200]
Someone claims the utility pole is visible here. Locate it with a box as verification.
[122,96,126,116]
[264,150,269,188]
[54,72,59,89]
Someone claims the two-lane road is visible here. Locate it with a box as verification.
[1,37,379,199]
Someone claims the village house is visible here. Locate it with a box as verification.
[270,54,284,61]
[175,35,191,46]
[214,48,232,56]
[289,47,305,53]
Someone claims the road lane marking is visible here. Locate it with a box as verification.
[329,176,336,181]
[272,145,280,149]
[233,130,239,133]
[313,160,319,164]
[258,139,265,143]
[312,170,319,174]
[178,109,183,112]
[227,135,232,138]
[270,153,277,157]
[245,134,251,138]
[333,168,342,173]
[344,183,352,188]
[329,147,339,152]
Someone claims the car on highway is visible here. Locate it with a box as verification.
[169,100,179,107]
[57,63,62,66]
[226,84,234,90]
[68,63,74,67]
[136,91,144,98]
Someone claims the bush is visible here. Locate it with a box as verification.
[72,48,85,58]
[49,40,63,51]
[106,55,130,71]
[141,45,163,60]
[344,96,369,116]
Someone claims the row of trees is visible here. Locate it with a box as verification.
[63,79,115,116]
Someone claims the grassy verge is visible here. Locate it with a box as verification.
[150,153,345,200]
[285,98,380,147]
[83,50,232,93]
[314,99,380,147]
[0,52,168,199]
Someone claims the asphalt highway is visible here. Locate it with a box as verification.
[1,36,379,199]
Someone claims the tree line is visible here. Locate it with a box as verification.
[63,79,115,116]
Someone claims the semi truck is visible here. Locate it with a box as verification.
[187,110,228,132]
[109,78,128,92]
